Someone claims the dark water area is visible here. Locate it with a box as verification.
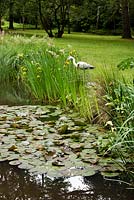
[0,162,134,200]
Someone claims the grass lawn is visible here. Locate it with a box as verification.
[53,33,134,68]
[3,27,134,79]
[5,26,134,67]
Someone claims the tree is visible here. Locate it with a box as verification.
[38,0,54,37]
[9,0,14,29]
[0,0,8,29]
[38,0,71,38]
[121,0,132,38]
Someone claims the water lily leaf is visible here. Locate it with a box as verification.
[16,134,26,140]
[81,168,96,177]
[53,140,64,146]
[10,123,21,129]
[29,166,47,174]
[47,169,61,178]
[24,148,35,154]
[99,157,115,166]
[50,109,62,116]
[33,135,44,140]
[70,132,81,142]
[18,163,34,170]
[70,143,84,152]
[48,128,57,133]
[0,158,8,162]
[21,141,30,146]
[35,144,45,151]
[60,146,72,155]
[7,154,20,161]
[82,157,99,164]
[52,159,65,167]
[81,149,97,156]
[35,107,50,115]
[101,171,120,178]
[74,119,86,126]
[29,120,43,127]
[58,124,68,134]
[9,160,21,166]
[0,129,8,134]
[8,145,18,151]
[0,116,7,121]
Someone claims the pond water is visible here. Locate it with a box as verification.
[0,162,134,200]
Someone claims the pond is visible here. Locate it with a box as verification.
[0,162,134,200]
[0,105,134,199]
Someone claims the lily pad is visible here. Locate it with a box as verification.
[58,124,68,134]
[101,171,120,178]
[52,159,65,167]
[9,160,21,166]
[18,163,34,170]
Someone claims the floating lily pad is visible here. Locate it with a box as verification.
[9,160,21,166]
[18,163,34,170]
[8,144,18,151]
[29,166,47,174]
[58,124,68,134]
[47,169,62,178]
[0,105,126,178]
[0,158,8,162]
[52,159,65,167]
[101,171,120,178]
[70,143,84,152]
[73,119,86,126]
[7,154,20,161]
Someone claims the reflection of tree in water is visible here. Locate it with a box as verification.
[83,175,134,200]
[0,162,134,200]
[0,162,44,199]
[0,162,69,200]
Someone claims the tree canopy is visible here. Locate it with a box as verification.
[0,0,133,38]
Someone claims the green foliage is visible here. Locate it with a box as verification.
[117,57,134,70]
[0,35,98,120]
[99,67,134,181]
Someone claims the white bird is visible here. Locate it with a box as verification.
[67,56,95,70]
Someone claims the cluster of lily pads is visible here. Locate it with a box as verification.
[0,105,124,178]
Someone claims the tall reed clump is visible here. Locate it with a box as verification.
[98,66,134,182]
[19,47,98,120]
[0,35,99,120]
[0,44,24,104]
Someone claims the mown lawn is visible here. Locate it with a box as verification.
[6,28,134,69]
[53,33,134,68]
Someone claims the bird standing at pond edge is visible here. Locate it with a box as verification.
[67,56,95,70]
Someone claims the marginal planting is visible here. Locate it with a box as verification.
[0,35,98,119]
[98,66,134,181]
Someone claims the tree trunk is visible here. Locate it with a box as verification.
[9,0,14,29]
[38,0,54,37]
[121,0,132,38]
[0,16,2,30]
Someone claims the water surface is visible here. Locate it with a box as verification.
[0,162,133,200]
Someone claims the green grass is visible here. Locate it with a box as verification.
[53,33,134,69]
[7,30,134,84]
[3,26,134,69]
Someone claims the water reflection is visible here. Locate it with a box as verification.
[0,162,133,200]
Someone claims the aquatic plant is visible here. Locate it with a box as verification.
[98,67,134,182]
